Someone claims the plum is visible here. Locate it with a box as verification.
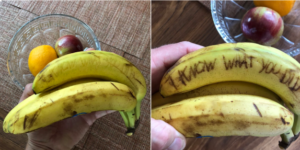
[55,35,83,57]
[241,7,284,46]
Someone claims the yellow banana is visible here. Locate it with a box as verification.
[52,78,136,135]
[159,42,300,135]
[32,51,146,132]
[152,81,281,108]
[152,95,293,138]
[4,81,136,134]
[153,80,295,147]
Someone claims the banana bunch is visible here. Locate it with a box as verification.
[4,51,146,136]
[152,42,300,149]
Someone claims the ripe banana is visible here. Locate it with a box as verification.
[159,42,300,136]
[31,51,146,132]
[3,81,137,134]
[152,95,293,138]
[152,81,281,108]
[153,80,294,147]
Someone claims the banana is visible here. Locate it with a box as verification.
[159,42,300,136]
[152,81,281,108]
[153,81,295,147]
[31,51,147,132]
[152,95,293,138]
[3,81,137,134]
[53,78,136,135]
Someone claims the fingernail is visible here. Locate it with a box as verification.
[167,138,185,150]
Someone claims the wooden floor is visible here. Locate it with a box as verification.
[152,1,300,150]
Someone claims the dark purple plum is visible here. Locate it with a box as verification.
[55,35,83,57]
[241,7,284,46]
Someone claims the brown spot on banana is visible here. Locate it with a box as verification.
[111,83,119,90]
[125,63,134,67]
[219,113,225,118]
[72,111,77,116]
[28,109,41,129]
[183,124,194,134]
[253,103,262,117]
[74,98,83,103]
[84,95,95,100]
[281,117,286,125]
[169,114,172,120]
[234,121,251,130]
[63,102,73,115]
[128,91,136,99]
[133,77,144,87]
[23,115,28,130]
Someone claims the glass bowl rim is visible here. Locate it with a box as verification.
[7,14,100,90]
[211,0,235,44]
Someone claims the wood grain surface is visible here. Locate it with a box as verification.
[0,1,150,150]
[152,1,300,150]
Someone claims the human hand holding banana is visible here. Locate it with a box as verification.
[151,41,204,150]
[21,48,116,150]
[152,42,300,149]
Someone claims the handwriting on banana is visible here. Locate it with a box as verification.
[169,54,300,91]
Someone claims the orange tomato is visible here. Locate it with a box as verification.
[253,0,295,16]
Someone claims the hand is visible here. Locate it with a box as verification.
[151,41,203,150]
[23,48,115,150]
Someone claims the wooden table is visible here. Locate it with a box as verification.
[152,1,300,150]
[0,1,150,150]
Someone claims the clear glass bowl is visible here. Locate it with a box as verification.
[7,14,100,90]
[211,0,300,57]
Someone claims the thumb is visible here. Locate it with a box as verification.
[19,83,34,103]
[151,118,186,150]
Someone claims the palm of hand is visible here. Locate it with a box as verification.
[27,112,98,150]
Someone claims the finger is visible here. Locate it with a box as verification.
[151,41,204,93]
[94,110,116,119]
[151,118,186,150]
[19,83,34,103]
[79,110,116,126]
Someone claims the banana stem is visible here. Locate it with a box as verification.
[135,101,141,127]
[123,109,136,136]
[279,129,295,149]
[119,111,129,127]
[292,114,300,136]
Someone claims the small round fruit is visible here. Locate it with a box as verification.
[55,35,83,57]
[241,7,284,46]
[253,0,295,17]
[28,45,57,76]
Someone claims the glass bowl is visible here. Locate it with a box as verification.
[211,0,300,58]
[7,14,101,90]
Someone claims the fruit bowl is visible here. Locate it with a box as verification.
[211,0,300,58]
[7,14,101,90]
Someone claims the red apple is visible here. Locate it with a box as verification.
[55,35,83,57]
[241,7,284,46]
